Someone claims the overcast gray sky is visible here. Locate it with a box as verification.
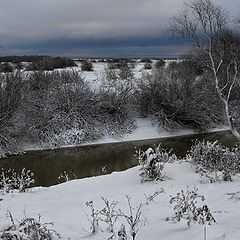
[0,0,239,57]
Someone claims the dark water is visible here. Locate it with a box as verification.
[0,130,237,187]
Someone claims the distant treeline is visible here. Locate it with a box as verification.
[0,56,77,72]
[0,55,50,63]
[26,56,76,71]
[0,55,70,63]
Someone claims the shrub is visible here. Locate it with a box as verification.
[84,196,144,240]
[107,59,129,68]
[104,66,118,81]
[140,58,152,63]
[99,198,118,233]
[14,62,23,70]
[85,201,100,235]
[22,69,136,147]
[0,63,13,73]
[169,187,216,227]
[118,224,127,240]
[137,145,177,182]
[118,63,133,80]
[118,196,143,240]
[85,198,119,235]
[104,62,134,82]
[188,140,240,182]
[27,56,76,71]
[106,60,134,80]
[81,60,93,71]
[96,74,136,138]
[0,168,35,194]
[57,171,76,183]
[144,188,164,205]
[227,191,240,201]
[0,72,23,157]
[154,59,165,69]
[22,70,98,146]
[0,212,61,240]
[143,62,152,69]
[136,62,226,130]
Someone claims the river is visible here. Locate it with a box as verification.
[0,130,237,187]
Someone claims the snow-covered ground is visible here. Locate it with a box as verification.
[1,161,240,239]
[81,118,196,146]
[23,116,228,151]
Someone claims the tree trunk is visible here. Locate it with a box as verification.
[209,52,240,139]
[223,99,240,139]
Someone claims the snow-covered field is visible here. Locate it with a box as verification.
[1,161,240,240]
[67,60,152,89]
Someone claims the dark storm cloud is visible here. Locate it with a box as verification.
[8,35,188,57]
[0,0,239,57]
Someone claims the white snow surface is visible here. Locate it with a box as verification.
[73,118,228,147]
[1,161,240,239]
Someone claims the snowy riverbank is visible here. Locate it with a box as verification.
[22,117,229,152]
[1,160,240,239]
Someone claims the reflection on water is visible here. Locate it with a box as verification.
[0,130,237,187]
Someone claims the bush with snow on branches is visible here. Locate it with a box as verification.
[0,212,61,240]
[187,140,240,182]
[0,168,34,194]
[169,187,216,227]
[137,144,177,182]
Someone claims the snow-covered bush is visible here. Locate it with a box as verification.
[99,197,118,233]
[104,66,118,81]
[0,62,13,73]
[154,59,165,69]
[22,69,136,148]
[0,71,22,157]
[169,187,216,227]
[144,188,164,205]
[11,168,35,192]
[22,70,102,147]
[0,169,12,194]
[136,61,225,130]
[226,191,240,201]
[118,196,143,240]
[57,171,76,183]
[0,212,61,240]
[105,60,133,81]
[137,145,177,182]
[81,60,93,71]
[97,70,136,138]
[84,196,144,239]
[85,198,119,235]
[0,168,34,194]
[117,224,127,240]
[26,56,76,71]
[140,58,152,63]
[85,201,100,235]
[188,140,240,182]
[143,62,152,70]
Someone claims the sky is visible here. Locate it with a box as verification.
[0,0,239,58]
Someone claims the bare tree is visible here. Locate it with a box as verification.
[170,0,240,137]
